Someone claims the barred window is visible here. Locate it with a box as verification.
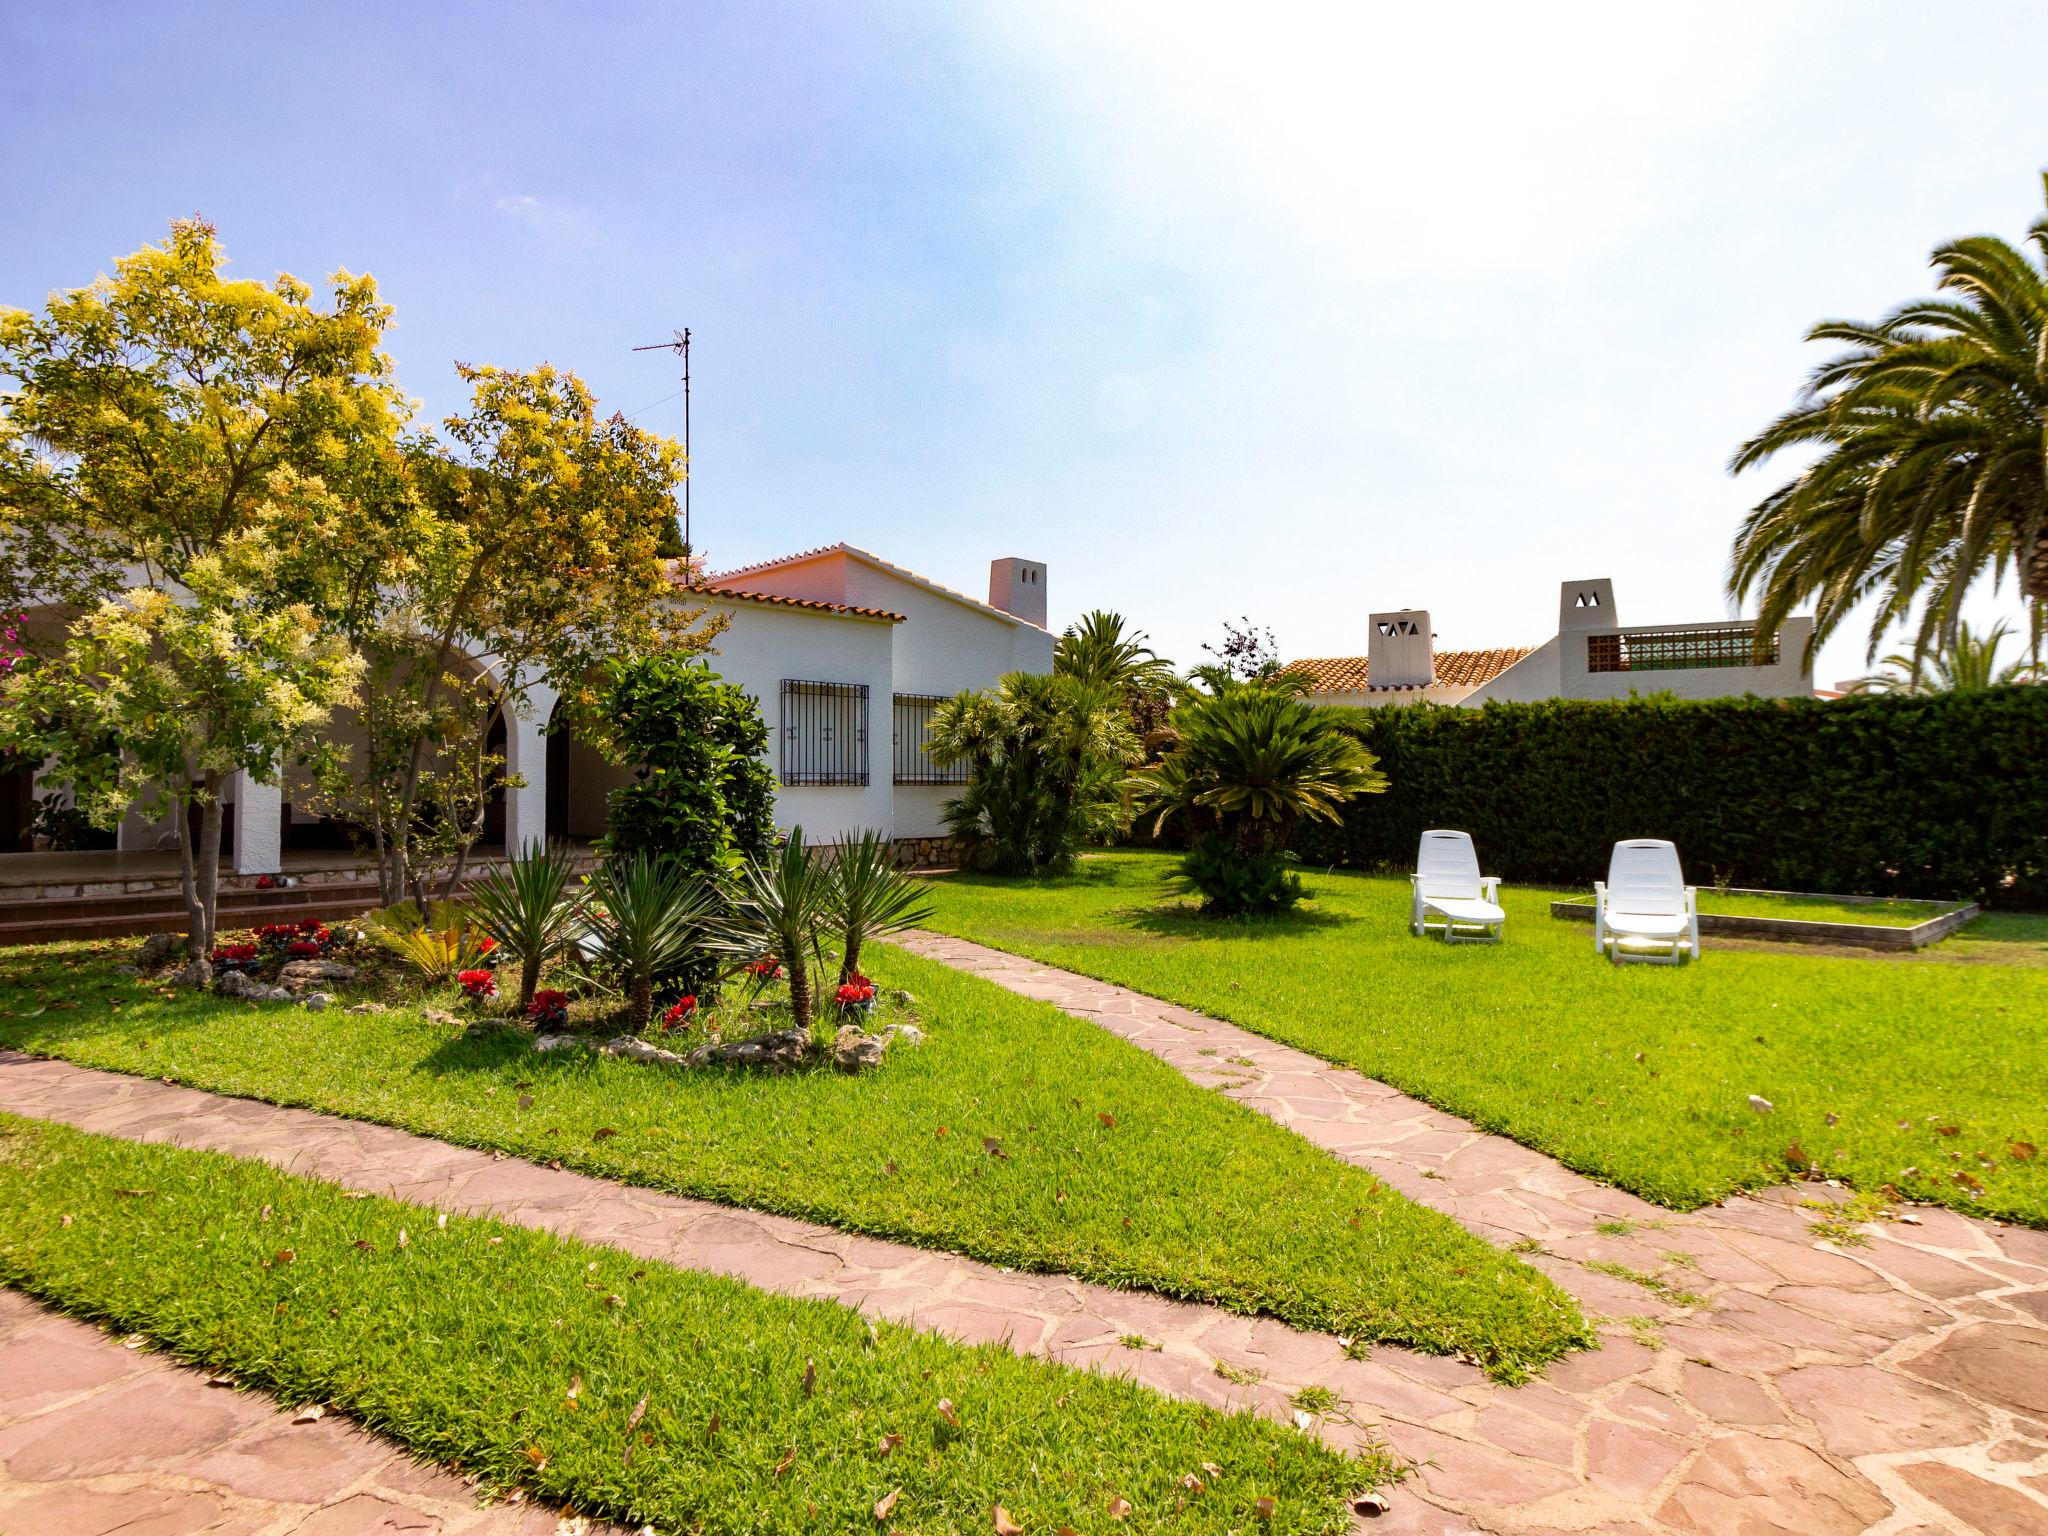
[1587,626,1775,674]
[893,694,968,786]
[779,680,869,786]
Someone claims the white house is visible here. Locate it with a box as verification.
[2,544,1052,880]
[1290,578,1813,708]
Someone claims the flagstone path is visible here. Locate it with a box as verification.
[0,1288,611,1536]
[2,920,2046,1535]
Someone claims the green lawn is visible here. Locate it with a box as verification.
[1554,889,1961,928]
[0,1113,1380,1535]
[919,852,2048,1224]
[0,940,1587,1382]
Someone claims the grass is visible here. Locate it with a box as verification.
[0,939,1588,1382]
[1554,889,1961,928]
[918,851,2048,1224]
[0,1113,1381,1535]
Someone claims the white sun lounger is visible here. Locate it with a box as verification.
[1593,839,1701,964]
[1410,829,1506,943]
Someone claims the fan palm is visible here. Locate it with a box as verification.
[1856,618,2042,694]
[1055,610,1178,693]
[1729,176,2048,665]
[825,829,935,985]
[466,840,587,1010]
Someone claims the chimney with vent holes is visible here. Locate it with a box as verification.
[988,557,1047,627]
[1558,578,1618,633]
[1367,609,1433,689]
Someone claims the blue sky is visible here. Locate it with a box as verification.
[6,1,2047,687]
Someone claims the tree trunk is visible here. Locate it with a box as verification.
[191,772,225,961]
[627,976,652,1035]
[174,778,204,962]
[520,950,541,1013]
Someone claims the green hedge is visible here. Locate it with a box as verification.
[1290,687,2048,906]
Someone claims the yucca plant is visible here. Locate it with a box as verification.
[569,853,719,1034]
[366,901,493,982]
[466,840,587,1010]
[710,827,836,1031]
[826,829,935,985]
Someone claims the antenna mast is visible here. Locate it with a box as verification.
[632,328,691,555]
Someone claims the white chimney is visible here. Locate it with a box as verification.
[1558,578,1617,633]
[1367,608,1433,690]
[988,557,1047,627]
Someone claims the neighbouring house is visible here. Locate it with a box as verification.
[2,545,1053,883]
[1289,578,1813,708]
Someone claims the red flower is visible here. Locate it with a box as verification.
[527,989,570,1025]
[835,981,876,1007]
[288,940,320,958]
[747,958,783,980]
[458,969,496,998]
[660,995,699,1030]
[478,937,497,955]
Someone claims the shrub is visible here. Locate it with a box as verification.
[1287,688,2048,905]
[926,673,1137,874]
[366,901,493,982]
[600,656,774,880]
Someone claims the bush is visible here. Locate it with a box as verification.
[601,656,774,879]
[1288,687,2048,906]
[1179,833,1305,914]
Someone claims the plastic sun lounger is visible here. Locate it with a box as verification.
[1593,838,1701,965]
[1410,829,1506,944]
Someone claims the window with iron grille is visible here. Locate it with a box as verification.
[779,680,869,786]
[892,694,968,786]
[1586,626,1775,674]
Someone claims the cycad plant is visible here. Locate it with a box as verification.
[1130,687,1386,913]
[571,853,719,1034]
[466,841,587,1010]
[826,829,934,985]
[1730,175,2048,667]
[367,900,493,983]
[710,827,836,1030]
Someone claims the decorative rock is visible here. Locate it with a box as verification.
[112,964,142,978]
[423,1009,460,1026]
[687,1027,813,1072]
[889,989,915,1007]
[136,933,183,970]
[278,959,357,987]
[213,970,258,1000]
[172,959,213,990]
[601,1035,691,1067]
[346,1002,387,1015]
[832,1025,888,1073]
[532,1034,588,1054]
[301,993,332,1012]
[887,1023,924,1047]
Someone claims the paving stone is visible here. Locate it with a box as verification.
[1775,1363,1989,1457]
[0,1482,249,1536]
[175,1408,400,1502]
[1896,1460,2048,1536]
[1904,1322,2048,1419]
[0,1370,260,1478]
[1655,1431,1891,1534]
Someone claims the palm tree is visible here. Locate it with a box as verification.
[1729,176,2048,667]
[1855,618,2042,693]
[825,829,934,985]
[711,828,837,1029]
[570,854,718,1033]
[466,841,587,1010]
[1055,611,1178,693]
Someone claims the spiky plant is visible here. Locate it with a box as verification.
[1730,175,2048,668]
[570,853,718,1034]
[466,841,588,1010]
[1130,687,1386,913]
[825,829,935,985]
[1855,618,2043,694]
[710,827,837,1029]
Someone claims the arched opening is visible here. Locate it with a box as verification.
[544,696,628,843]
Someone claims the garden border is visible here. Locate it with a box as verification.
[1548,888,1981,950]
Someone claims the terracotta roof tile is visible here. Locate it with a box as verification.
[678,579,905,622]
[1288,646,1534,694]
[708,542,1036,628]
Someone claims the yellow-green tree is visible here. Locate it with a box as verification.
[0,220,406,954]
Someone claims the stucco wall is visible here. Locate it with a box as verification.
[1554,618,1813,701]
[695,597,898,844]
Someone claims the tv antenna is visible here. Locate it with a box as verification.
[632,328,691,555]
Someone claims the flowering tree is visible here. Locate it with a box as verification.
[1,553,361,956]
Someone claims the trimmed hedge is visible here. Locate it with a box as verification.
[1290,687,2048,907]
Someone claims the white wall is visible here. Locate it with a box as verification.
[696,596,898,844]
[1555,618,1813,701]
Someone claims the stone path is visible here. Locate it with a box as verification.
[0,1288,609,1536]
[893,931,2048,1536]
